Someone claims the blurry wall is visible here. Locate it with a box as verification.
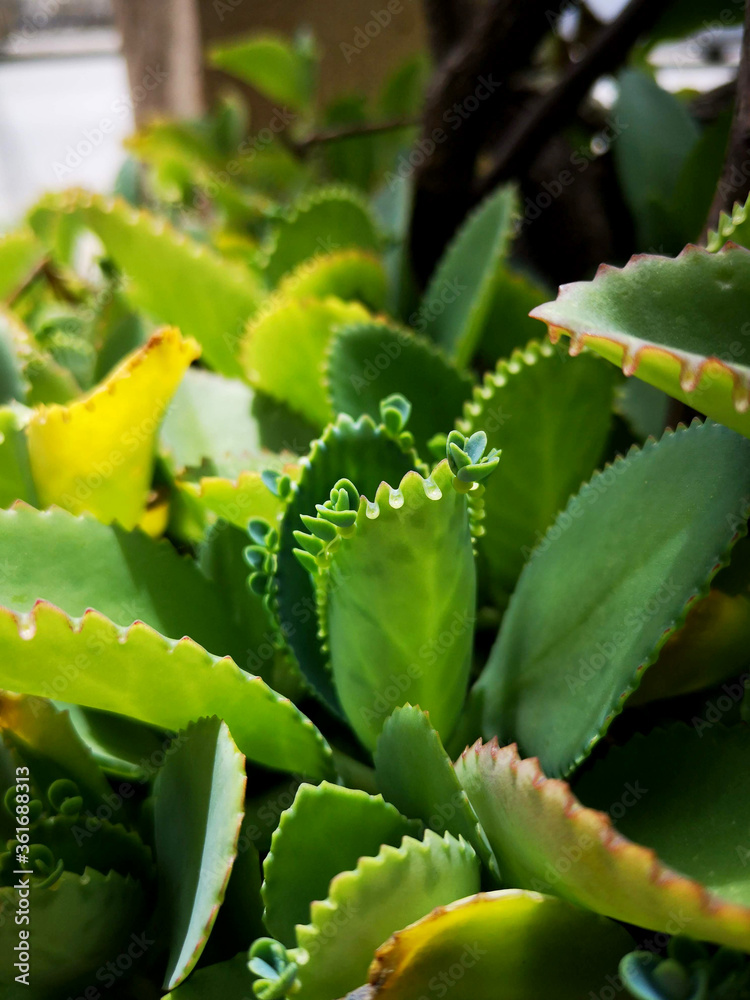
[199,0,427,125]
[113,0,426,126]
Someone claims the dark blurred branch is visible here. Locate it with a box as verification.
[704,2,750,233]
[409,0,552,281]
[477,0,674,196]
[296,117,419,152]
[422,0,473,62]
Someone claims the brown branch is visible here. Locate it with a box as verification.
[704,3,750,233]
[296,117,419,152]
[477,0,675,197]
[422,0,474,63]
[409,0,553,281]
[6,255,49,307]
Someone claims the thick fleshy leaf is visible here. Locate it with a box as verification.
[0,227,45,303]
[0,309,79,406]
[357,889,632,1000]
[318,460,477,749]
[374,706,497,877]
[630,584,750,706]
[613,69,699,251]
[30,191,263,375]
[530,245,750,439]
[164,954,256,999]
[173,471,287,543]
[156,718,246,989]
[262,780,419,945]
[0,405,36,507]
[293,832,480,1000]
[0,602,333,778]
[0,694,110,811]
[456,732,750,952]
[708,190,750,252]
[261,187,381,286]
[474,267,549,367]
[0,870,145,1000]
[27,327,199,528]
[474,420,750,777]
[160,367,265,478]
[271,413,417,713]
[242,297,370,426]
[459,340,616,606]
[420,185,516,367]
[275,249,387,312]
[326,322,474,455]
[0,503,249,661]
[208,33,315,111]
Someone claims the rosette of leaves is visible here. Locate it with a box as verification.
[2,49,750,997]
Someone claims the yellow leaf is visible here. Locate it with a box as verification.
[27,327,199,528]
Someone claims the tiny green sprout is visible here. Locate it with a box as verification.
[262,469,292,500]
[244,545,269,571]
[445,430,500,491]
[26,843,65,888]
[248,937,299,1000]
[248,518,278,548]
[619,951,708,1000]
[48,778,83,817]
[379,393,412,437]
[300,513,338,541]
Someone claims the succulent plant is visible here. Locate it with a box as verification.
[2,26,750,1000]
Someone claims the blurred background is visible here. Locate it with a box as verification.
[0,2,741,203]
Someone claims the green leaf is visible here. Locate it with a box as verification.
[261,186,382,286]
[164,954,256,999]
[0,405,36,507]
[173,472,288,544]
[708,189,750,253]
[242,297,370,427]
[474,420,750,777]
[159,367,266,478]
[613,69,699,252]
[374,706,497,877]
[275,249,387,311]
[0,227,45,303]
[155,717,246,989]
[208,33,315,112]
[576,725,750,911]
[460,341,616,605]
[293,831,480,1000]
[29,191,263,376]
[456,734,750,953]
[0,694,110,812]
[359,889,632,1000]
[419,185,516,367]
[0,870,145,999]
[262,780,419,945]
[0,503,250,662]
[318,460,477,749]
[474,267,550,367]
[0,601,333,778]
[530,245,750,439]
[271,413,417,713]
[326,321,474,455]
[27,327,199,529]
